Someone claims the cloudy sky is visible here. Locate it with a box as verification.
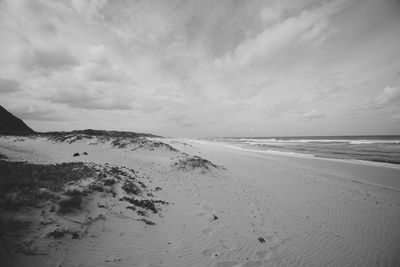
[1,0,400,137]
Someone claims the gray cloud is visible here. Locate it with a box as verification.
[78,99,132,110]
[262,98,301,119]
[0,0,400,136]
[0,79,20,93]
[45,87,132,110]
[11,105,62,121]
[25,48,79,71]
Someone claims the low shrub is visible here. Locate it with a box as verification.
[57,195,82,214]
[122,180,141,195]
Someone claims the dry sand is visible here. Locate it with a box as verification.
[1,136,399,267]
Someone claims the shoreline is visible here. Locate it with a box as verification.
[193,139,400,169]
[188,139,400,191]
[1,135,400,266]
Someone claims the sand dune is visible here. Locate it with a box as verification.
[1,135,400,266]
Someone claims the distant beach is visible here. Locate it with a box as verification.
[207,135,400,166]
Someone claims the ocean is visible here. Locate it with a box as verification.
[209,135,400,166]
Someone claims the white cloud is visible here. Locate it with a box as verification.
[216,0,347,69]
[301,110,326,119]
[362,86,400,110]
[71,0,107,21]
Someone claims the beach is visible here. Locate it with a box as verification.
[1,135,400,267]
[2,0,400,266]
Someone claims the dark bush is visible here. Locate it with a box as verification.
[0,218,31,232]
[120,196,157,213]
[127,205,136,211]
[172,156,219,171]
[137,210,146,216]
[47,228,80,239]
[103,178,116,186]
[0,161,95,193]
[122,180,141,195]
[139,218,155,225]
[58,195,82,214]
[88,182,104,192]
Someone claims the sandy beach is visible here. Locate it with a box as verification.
[1,135,399,267]
[2,0,400,266]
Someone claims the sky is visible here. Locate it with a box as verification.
[0,0,400,137]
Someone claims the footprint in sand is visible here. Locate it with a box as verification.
[197,210,221,224]
[202,248,213,257]
[242,261,262,267]
[219,239,237,252]
[256,244,280,262]
[197,211,206,216]
[256,250,273,261]
[269,244,279,253]
[202,204,213,211]
[217,261,240,267]
[201,227,216,236]
[168,241,183,252]
[207,213,220,222]
[201,248,219,259]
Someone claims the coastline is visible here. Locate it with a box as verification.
[203,136,400,167]
[1,136,400,266]
[190,139,400,190]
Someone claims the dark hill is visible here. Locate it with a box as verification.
[0,105,35,135]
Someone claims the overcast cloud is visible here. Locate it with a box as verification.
[1,0,399,136]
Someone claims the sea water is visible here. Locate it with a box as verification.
[211,135,400,165]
